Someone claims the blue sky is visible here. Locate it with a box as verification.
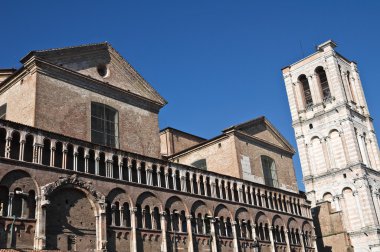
[1,1,380,190]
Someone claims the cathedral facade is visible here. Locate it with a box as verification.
[283,40,380,251]
[0,43,315,252]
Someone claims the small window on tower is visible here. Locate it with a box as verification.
[0,104,6,120]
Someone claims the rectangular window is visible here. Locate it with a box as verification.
[91,102,119,148]
[0,104,6,120]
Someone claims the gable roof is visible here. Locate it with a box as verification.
[20,42,167,107]
[169,116,295,158]
[223,116,295,153]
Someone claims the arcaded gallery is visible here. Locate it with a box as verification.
[0,43,316,252]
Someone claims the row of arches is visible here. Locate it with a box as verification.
[307,126,379,176]
[0,169,315,251]
[106,189,315,249]
[0,128,308,219]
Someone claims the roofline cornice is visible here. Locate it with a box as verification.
[233,130,295,156]
[0,57,166,113]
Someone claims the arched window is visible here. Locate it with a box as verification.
[91,102,119,148]
[261,156,278,187]
[298,75,313,108]
[315,66,331,100]
[191,159,207,170]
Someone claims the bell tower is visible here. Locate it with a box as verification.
[282,40,380,251]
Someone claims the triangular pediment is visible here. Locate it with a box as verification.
[22,42,167,106]
[224,117,295,153]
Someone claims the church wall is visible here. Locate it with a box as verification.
[234,135,298,192]
[160,129,205,157]
[34,72,161,158]
[0,72,36,126]
[173,136,241,179]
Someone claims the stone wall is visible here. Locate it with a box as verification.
[34,72,161,158]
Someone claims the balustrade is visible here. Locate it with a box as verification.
[0,119,311,223]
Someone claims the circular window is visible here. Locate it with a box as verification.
[97,64,109,77]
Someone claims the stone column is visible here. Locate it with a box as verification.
[181,175,186,192]
[160,211,168,252]
[261,193,267,208]
[120,206,125,227]
[340,71,352,102]
[128,161,133,182]
[300,233,306,252]
[173,171,177,190]
[73,147,78,171]
[284,229,291,252]
[157,170,162,187]
[119,159,123,180]
[5,133,11,159]
[84,149,89,173]
[34,144,42,164]
[210,218,218,252]
[353,191,365,227]
[95,155,100,176]
[197,177,201,195]
[141,209,146,229]
[245,188,249,204]
[211,181,216,197]
[333,195,341,211]
[34,197,49,250]
[376,194,380,224]
[325,137,336,169]
[190,175,194,194]
[293,81,304,110]
[111,204,116,226]
[238,188,243,203]
[219,182,223,199]
[7,192,14,217]
[151,210,155,229]
[130,207,137,252]
[165,169,169,189]
[50,145,55,167]
[232,221,239,252]
[19,138,25,161]
[251,224,257,241]
[186,215,194,252]
[321,138,331,171]
[137,162,142,184]
[340,194,351,230]
[62,144,67,169]
[226,185,230,200]
[269,226,275,252]
[98,204,107,252]
[203,180,208,196]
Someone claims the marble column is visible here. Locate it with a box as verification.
[232,221,239,252]
[269,226,275,252]
[186,215,194,252]
[130,207,137,252]
[33,197,49,250]
[210,218,218,252]
[160,211,168,252]
[284,229,291,252]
